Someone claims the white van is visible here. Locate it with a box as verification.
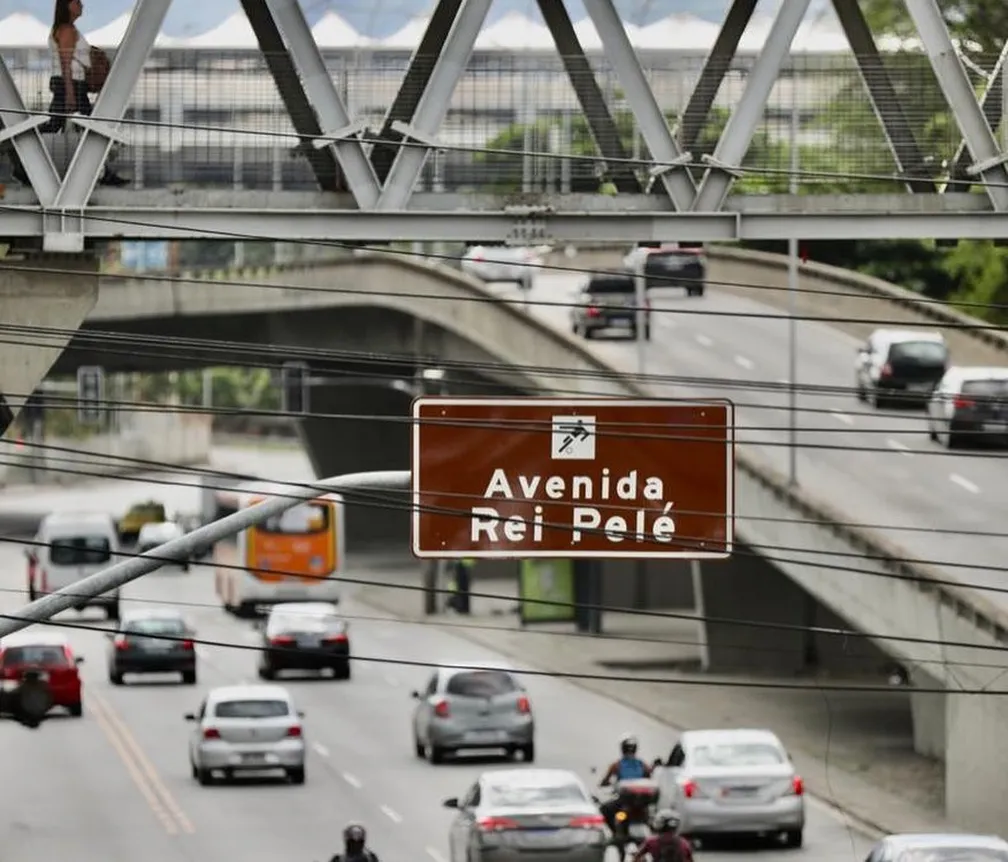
[26,512,121,620]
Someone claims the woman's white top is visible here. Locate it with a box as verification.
[49,29,91,81]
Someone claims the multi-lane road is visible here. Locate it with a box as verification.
[0,466,877,862]
[522,273,1008,604]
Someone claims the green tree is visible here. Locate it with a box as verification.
[863,0,1007,58]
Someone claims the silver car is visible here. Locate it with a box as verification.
[412,663,534,764]
[655,728,804,846]
[460,245,543,290]
[445,768,609,862]
[864,833,1008,862]
[186,683,306,785]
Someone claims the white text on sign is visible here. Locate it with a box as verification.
[468,468,676,545]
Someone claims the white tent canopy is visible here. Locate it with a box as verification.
[474,12,553,51]
[182,11,259,48]
[311,12,369,48]
[84,11,178,47]
[0,12,50,47]
[634,14,721,51]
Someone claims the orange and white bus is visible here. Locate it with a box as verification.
[214,487,345,617]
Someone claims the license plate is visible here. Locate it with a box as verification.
[907,383,931,392]
[298,636,321,649]
[723,787,758,798]
[984,422,1008,433]
[140,640,173,651]
[464,730,506,743]
[241,752,268,763]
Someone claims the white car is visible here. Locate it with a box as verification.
[186,684,306,785]
[460,245,546,289]
[136,521,189,571]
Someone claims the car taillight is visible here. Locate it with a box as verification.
[789,776,804,796]
[587,306,601,318]
[516,695,531,714]
[181,640,195,651]
[203,727,220,740]
[323,634,348,644]
[682,779,700,798]
[114,635,129,651]
[880,363,893,377]
[569,814,606,828]
[954,397,975,409]
[478,816,519,831]
[433,700,450,718]
[270,635,295,646]
[63,646,75,665]
[286,725,302,738]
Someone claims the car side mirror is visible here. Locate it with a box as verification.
[298,711,305,719]
[184,712,196,721]
[411,690,421,699]
[443,797,459,809]
[252,620,265,632]
[74,656,84,665]
[651,758,662,769]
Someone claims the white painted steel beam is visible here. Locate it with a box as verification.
[536,0,639,194]
[677,0,758,152]
[692,0,812,212]
[4,194,1008,242]
[904,0,1008,210]
[264,0,380,207]
[946,41,1008,192]
[583,0,694,209]
[239,0,342,193]
[0,55,61,205]
[831,0,936,193]
[53,0,171,214]
[377,0,493,210]
[370,0,464,184]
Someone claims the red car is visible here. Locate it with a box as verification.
[0,631,84,717]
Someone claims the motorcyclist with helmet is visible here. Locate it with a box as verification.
[598,734,654,834]
[327,824,380,862]
[632,810,693,862]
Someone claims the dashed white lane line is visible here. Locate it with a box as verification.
[695,333,713,347]
[426,848,449,862]
[342,771,362,788]
[312,742,330,757]
[830,410,854,426]
[734,355,754,370]
[950,473,980,494]
[887,439,913,456]
[380,804,403,824]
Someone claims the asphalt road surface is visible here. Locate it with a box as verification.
[527,274,1008,607]
[0,469,876,862]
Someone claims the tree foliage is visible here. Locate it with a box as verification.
[862,0,1007,57]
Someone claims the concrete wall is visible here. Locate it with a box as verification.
[0,410,213,486]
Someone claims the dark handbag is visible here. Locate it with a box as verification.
[87,46,110,93]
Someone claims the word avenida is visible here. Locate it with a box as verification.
[469,468,675,545]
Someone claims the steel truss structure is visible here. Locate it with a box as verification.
[2,0,1008,248]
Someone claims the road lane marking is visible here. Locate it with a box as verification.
[380,804,403,823]
[734,355,754,370]
[90,690,195,834]
[695,333,713,347]
[426,848,449,862]
[830,410,854,426]
[312,742,330,757]
[342,771,362,788]
[950,473,980,494]
[886,439,913,456]
[89,696,178,835]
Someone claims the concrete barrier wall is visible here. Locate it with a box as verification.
[0,410,213,487]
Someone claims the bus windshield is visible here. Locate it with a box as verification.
[255,503,329,536]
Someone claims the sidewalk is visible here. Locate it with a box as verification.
[352,562,952,837]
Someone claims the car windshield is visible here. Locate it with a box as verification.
[49,535,111,565]
[214,699,289,718]
[484,781,587,808]
[257,503,328,535]
[897,849,1008,862]
[126,617,186,637]
[962,379,1008,397]
[1,644,70,667]
[446,670,517,697]
[889,341,947,364]
[690,742,784,767]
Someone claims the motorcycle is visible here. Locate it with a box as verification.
[593,776,661,862]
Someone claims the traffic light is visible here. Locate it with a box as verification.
[0,672,53,728]
[76,366,105,425]
[281,361,309,415]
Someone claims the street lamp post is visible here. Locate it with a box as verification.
[787,104,800,487]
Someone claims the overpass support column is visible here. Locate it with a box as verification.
[945,694,1008,831]
[297,383,413,553]
[0,254,99,438]
[908,669,946,761]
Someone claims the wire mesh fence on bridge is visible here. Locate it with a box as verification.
[1,49,1001,195]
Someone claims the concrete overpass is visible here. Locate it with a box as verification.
[6,245,1008,829]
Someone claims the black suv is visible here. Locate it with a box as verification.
[571,275,651,340]
[643,246,706,296]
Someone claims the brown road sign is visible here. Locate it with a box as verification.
[411,398,734,560]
